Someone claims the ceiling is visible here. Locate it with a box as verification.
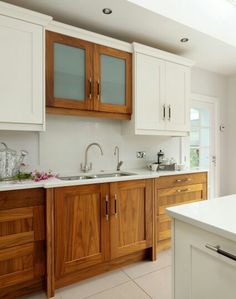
[3,0,236,76]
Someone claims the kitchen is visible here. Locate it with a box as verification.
[0,0,236,298]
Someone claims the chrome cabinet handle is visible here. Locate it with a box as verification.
[162,104,166,120]
[176,188,191,193]
[97,80,100,100]
[176,178,192,183]
[114,194,118,217]
[168,105,171,121]
[89,78,92,99]
[105,195,109,221]
[206,244,236,262]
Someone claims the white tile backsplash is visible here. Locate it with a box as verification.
[0,114,181,175]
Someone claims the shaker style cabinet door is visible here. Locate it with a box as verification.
[165,62,190,132]
[0,15,44,127]
[54,184,110,279]
[93,45,132,114]
[46,31,93,110]
[109,180,153,259]
[135,53,165,131]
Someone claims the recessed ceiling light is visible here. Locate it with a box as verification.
[180,37,189,43]
[102,8,112,15]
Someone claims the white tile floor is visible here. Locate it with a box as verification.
[24,249,171,299]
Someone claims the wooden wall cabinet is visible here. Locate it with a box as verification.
[155,172,208,252]
[53,179,154,287]
[46,31,132,120]
[0,188,45,298]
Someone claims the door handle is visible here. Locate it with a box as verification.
[114,194,118,218]
[97,80,100,100]
[206,244,236,262]
[89,78,92,99]
[105,194,109,221]
[162,104,166,120]
[168,105,171,121]
[176,188,191,193]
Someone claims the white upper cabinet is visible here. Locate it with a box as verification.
[0,2,52,131]
[123,43,194,137]
[136,54,165,131]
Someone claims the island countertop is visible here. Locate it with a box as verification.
[166,194,236,242]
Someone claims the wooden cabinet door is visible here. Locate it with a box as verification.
[46,31,93,111]
[0,15,44,128]
[135,53,165,131]
[110,180,153,259]
[165,62,190,132]
[93,44,132,115]
[55,184,110,279]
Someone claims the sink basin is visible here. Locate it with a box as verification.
[58,175,93,181]
[89,172,136,179]
[58,172,136,181]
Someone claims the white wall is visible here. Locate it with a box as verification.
[0,67,229,195]
[225,76,236,195]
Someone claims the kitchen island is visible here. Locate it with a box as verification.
[167,195,236,299]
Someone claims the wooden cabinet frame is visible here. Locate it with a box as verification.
[46,31,132,119]
[93,45,132,114]
[46,31,93,111]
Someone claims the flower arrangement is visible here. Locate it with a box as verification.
[31,170,58,182]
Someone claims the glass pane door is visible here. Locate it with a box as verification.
[190,101,216,198]
[54,43,85,101]
[100,54,126,105]
[94,45,132,114]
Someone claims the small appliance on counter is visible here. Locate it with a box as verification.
[157,150,176,171]
[0,142,28,180]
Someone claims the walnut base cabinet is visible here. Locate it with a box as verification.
[51,179,155,294]
[46,31,132,121]
[0,188,46,298]
[155,172,208,252]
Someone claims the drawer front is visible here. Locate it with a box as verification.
[157,184,205,216]
[0,243,34,288]
[157,215,171,241]
[156,172,207,189]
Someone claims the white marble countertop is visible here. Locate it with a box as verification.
[167,194,236,242]
[0,168,207,192]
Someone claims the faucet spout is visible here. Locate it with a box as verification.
[114,146,123,171]
[81,143,103,172]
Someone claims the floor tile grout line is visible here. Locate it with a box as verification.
[122,263,172,280]
[82,279,133,299]
[121,269,152,298]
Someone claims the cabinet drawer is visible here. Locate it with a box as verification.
[157,184,205,215]
[157,215,171,241]
[156,172,207,189]
[0,243,34,288]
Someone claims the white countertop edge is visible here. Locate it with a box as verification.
[166,195,236,243]
[0,168,207,191]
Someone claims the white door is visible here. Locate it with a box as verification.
[135,53,165,131]
[0,15,43,126]
[165,62,190,132]
[190,98,217,198]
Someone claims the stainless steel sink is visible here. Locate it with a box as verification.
[58,172,136,181]
[89,172,136,179]
[58,175,93,181]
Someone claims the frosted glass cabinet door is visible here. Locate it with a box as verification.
[94,45,132,114]
[46,31,93,110]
